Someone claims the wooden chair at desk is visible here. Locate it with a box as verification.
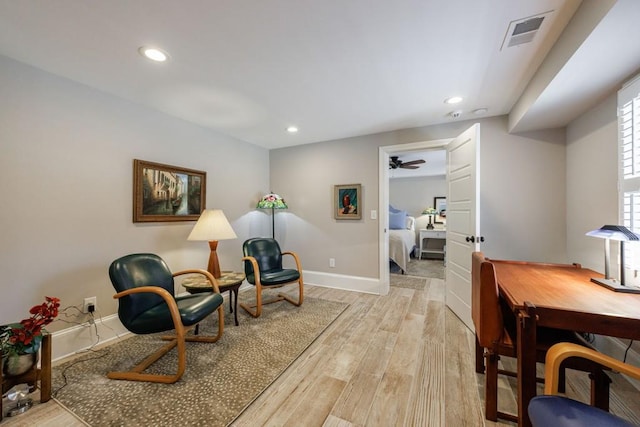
[529,342,640,427]
[471,252,611,423]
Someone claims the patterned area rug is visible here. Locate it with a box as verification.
[52,295,348,426]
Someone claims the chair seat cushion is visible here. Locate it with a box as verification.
[247,268,300,286]
[125,292,223,334]
[528,395,635,427]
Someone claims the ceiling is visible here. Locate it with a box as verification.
[0,0,639,150]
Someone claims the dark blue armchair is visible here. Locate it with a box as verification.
[240,238,304,317]
[108,253,224,383]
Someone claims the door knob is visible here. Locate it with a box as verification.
[466,236,475,243]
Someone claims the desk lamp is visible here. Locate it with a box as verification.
[188,209,237,279]
[586,225,640,293]
[256,192,288,239]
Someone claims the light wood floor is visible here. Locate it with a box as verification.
[3,279,639,426]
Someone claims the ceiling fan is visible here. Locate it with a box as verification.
[389,155,426,170]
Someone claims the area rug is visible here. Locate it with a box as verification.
[390,258,445,279]
[51,295,348,427]
[390,274,428,290]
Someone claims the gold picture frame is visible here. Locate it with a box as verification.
[133,159,206,223]
[334,184,362,220]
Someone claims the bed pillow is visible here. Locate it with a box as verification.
[389,210,408,229]
[389,204,402,213]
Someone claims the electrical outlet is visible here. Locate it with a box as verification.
[83,296,97,313]
[329,258,336,268]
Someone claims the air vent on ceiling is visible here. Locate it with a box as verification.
[501,11,552,50]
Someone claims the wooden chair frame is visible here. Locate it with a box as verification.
[240,251,304,318]
[543,342,640,395]
[107,269,224,384]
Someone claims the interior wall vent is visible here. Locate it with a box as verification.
[500,11,552,50]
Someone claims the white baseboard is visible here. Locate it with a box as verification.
[593,335,640,391]
[303,270,381,294]
[50,314,129,362]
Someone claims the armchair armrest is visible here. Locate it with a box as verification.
[173,269,221,293]
[282,251,303,272]
[112,286,183,329]
[544,342,640,395]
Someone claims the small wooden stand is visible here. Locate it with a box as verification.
[1,334,51,420]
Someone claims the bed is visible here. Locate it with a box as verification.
[389,215,416,274]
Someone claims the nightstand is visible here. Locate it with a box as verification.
[419,229,446,262]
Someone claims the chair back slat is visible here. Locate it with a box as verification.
[471,251,504,348]
[243,238,283,283]
[108,253,174,329]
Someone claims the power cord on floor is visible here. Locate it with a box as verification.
[52,306,129,397]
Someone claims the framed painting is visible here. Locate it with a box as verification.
[334,184,362,220]
[434,196,446,224]
[133,159,206,222]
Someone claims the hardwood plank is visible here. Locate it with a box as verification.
[281,375,346,427]
[331,371,382,425]
[405,341,445,426]
[365,372,413,427]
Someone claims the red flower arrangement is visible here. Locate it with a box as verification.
[1,296,60,356]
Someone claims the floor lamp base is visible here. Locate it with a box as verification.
[590,278,640,294]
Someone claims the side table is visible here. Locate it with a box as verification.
[1,333,51,421]
[182,271,245,326]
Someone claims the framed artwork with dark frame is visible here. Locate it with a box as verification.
[334,184,362,220]
[133,159,206,223]
[434,196,446,224]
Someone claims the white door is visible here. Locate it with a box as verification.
[445,124,480,331]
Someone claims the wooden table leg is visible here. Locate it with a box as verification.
[517,305,537,427]
[40,333,52,402]
[230,287,239,326]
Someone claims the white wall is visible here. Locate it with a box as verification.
[566,90,640,380]
[0,55,270,328]
[390,175,446,245]
[566,92,619,270]
[270,116,569,280]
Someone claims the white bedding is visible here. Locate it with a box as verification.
[389,216,415,273]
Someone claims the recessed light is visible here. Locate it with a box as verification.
[473,108,488,115]
[445,96,463,104]
[286,126,299,133]
[138,46,169,62]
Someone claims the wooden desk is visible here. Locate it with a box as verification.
[492,260,640,427]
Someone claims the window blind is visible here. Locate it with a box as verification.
[619,73,640,271]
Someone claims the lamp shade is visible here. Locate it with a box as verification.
[256,193,288,210]
[585,225,640,241]
[585,224,640,293]
[187,209,237,241]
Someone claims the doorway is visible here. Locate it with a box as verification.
[378,139,451,295]
[388,149,447,278]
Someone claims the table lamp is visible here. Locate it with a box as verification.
[422,208,437,230]
[585,225,640,293]
[256,192,288,239]
[188,209,237,279]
